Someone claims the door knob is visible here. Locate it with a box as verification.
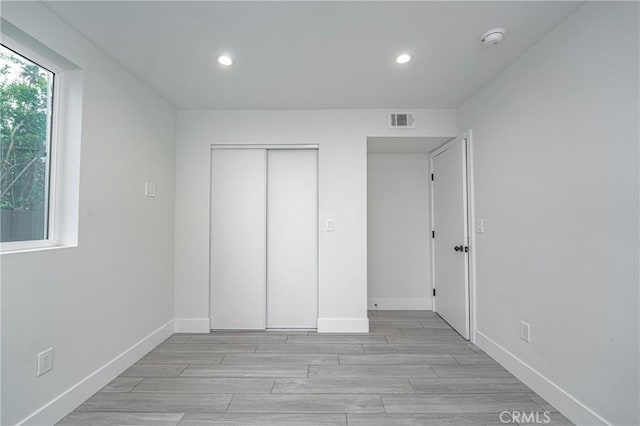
[454,245,463,252]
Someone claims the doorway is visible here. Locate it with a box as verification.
[366,137,450,311]
[209,145,318,330]
[430,134,473,340]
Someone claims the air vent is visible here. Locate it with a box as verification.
[389,112,415,128]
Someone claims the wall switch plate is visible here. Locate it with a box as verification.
[37,348,53,376]
[145,181,156,197]
[326,218,334,232]
[520,321,531,343]
[476,219,485,233]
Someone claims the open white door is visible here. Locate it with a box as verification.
[432,137,470,339]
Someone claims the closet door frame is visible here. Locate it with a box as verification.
[211,144,318,150]
[209,144,319,330]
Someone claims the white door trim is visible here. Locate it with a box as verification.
[211,144,318,150]
[464,130,477,344]
[429,130,476,342]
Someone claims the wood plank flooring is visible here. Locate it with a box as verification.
[58,311,572,425]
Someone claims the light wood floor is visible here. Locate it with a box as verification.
[58,311,572,425]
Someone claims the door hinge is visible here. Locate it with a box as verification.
[433,288,436,296]
[432,230,435,238]
[431,173,434,181]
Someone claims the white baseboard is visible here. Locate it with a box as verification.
[18,320,174,426]
[367,298,432,311]
[174,318,210,333]
[475,330,608,426]
[317,317,369,333]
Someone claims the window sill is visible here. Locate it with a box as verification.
[0,240,77,255]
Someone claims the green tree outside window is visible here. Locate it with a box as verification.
[0,44,54,242]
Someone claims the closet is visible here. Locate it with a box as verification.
[209,146,318,330]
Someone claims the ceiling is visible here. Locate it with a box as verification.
[43,1,582,110]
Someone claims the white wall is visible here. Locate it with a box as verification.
[458,3,639,425]
[175,109,457,333]
[0,3,177,425]
[367,153,432,310]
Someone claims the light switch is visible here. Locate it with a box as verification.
[145,181,156,198]
[476,219,484,233]
[520,321,531,343]
[37,348,53,376]
[326,218,334,232]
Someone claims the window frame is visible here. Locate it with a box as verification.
[0,34,63,252]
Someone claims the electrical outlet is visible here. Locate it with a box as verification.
[37,348,53,376]
[326,218,334,232]
[476,219,485,233]
[520,321,531,343]
[144,181,156,197]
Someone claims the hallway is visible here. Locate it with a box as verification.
[59,311,571,425]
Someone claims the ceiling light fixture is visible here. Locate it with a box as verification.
[395,53,412,64]
[217,55,233,66]
[481,28,506,46]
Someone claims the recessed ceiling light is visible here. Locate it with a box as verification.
[396,53,412,64]
[217,55,233,66]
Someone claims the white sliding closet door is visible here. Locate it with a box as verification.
[210,149,266,329]
[267,150,318,328]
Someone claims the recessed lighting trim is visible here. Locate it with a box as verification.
[396,53,412,64]
[217,55,233,66]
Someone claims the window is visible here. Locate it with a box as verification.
[0,24,83,253]
[1,42,56,245]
